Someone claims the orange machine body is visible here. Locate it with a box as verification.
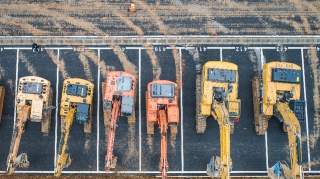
[103,71,136,104]
[146,80,179,124]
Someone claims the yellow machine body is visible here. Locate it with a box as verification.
[262,62,301,118]
[200,61,240,119]
[60,78,94,116]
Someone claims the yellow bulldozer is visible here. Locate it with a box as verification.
[195,61,241,179]
[54,78,94,176]
[252,61,303,179]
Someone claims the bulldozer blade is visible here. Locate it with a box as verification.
[14,153,29,168]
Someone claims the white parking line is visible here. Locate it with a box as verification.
[54,49,60,167]
[13,49,19,129]
[138,48,142,171]
[2,46,317,51]
[96,49,101,171]
[288,47,311,50]
[0,170,270,174]
[220,48,223,61]
[260,48,269,170]
[179,48,184,171]
[300,48,311,171]
[207,47,235,50]
[3,35,320,38]
[248,47,276,50]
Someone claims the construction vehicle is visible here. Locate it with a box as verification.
[0,85,5,122]
[7,76,52,174]
[252,61,303,179]
[54,78,94,176]
[146,80,179,179]
[102,71,136,171]
[195,61,241,179]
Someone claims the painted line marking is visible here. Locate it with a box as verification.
[0,170,270,174]
[3,46,316,51]
[220,48,223,61]
[179,48,184,171]
[288,47,311,50]
[300,48,311,171]
[54,49,60,167]
[96,49,101,171]
[260,48,269,170]
[2,35,320,38]
[138,48,142,171]
[248,47,276,50]
[13,49,19,129]
[207,47,235,50]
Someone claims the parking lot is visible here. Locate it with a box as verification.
[0,45,319,176]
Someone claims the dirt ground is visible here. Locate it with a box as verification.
[0,175,319,179]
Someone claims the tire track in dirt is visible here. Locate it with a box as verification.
[0,3,137,75]
[78,52,94,82]
[0,63,6,80]
[46,50,70,79]
[19,51,38,76]
[102,2,159,79]
[0,16,47,35]
[79,50,109,80]
[133,0,180,84]
[307,49,320,150]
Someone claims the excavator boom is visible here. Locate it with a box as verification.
[207,102,231,179]
[7,105,31,174]
[54,107,76,177]
[105,99,121,171]
[272,102,302,179]
[159,109,168,179]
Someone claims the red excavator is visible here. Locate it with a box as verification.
[102,71,136,171]
[146,80,179,179]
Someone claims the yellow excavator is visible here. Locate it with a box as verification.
[196,61,241,179]
[252,61,303,179]
[54,78,94,176]
[7,76,53,174]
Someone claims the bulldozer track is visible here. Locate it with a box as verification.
[195,67,206,134]
[252,76,268,135]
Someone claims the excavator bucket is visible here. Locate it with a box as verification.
[109,156,117,169]
[268,161,291,179]
[206,155,219,177]
[14,153,29,168]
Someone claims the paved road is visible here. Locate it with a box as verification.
[0,46,319,176]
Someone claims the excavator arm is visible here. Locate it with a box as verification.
[7,105,31,174]
[54,107,76,177]
[269,102,302,179]
[105,99,121,171]
[158,109,168,179]
[207,101,231,179]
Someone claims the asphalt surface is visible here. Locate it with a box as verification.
[0,46,319,175]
